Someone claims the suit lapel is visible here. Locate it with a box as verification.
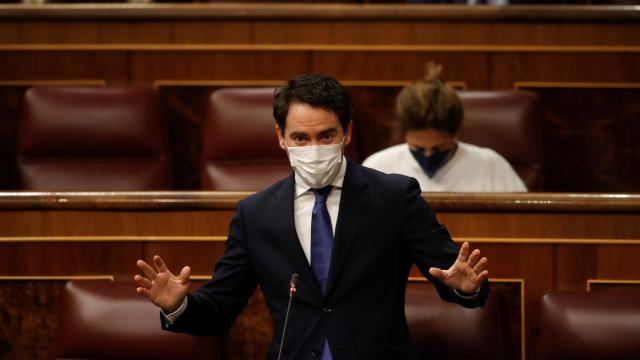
[272,173,323,300]
[325,160,369,297]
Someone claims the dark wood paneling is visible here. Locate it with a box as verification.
[144,242,225,276]
[130,51,310,85]
[0,281,66,360]
[0,87,22,190]
[0,243,141,276]
[493,53,640,88]
[311,52,488,87]
[0,51,127,83]
[159,86,213,189]
[0,210,234,236]
[519,87,640,192]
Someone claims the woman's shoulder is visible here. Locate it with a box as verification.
[362,143,409,167]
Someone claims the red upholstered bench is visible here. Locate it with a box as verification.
[457,90,543,191]
[405,281,516,360]
[18,87,171,190]
[53,281,220,360]
[539,291,640,360]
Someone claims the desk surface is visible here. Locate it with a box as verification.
[1,191,639,212]
[1,4,639,22]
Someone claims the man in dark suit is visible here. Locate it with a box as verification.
[135,74,489,359]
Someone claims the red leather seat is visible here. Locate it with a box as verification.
[457,90,544,191]
[201,87,290,191]
[18,87,171,190]
[539,291,640,360]
[405,282,514,360]
[53,281,220,360]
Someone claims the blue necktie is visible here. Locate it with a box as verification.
[310,186,333,360]
[311,185,333,293]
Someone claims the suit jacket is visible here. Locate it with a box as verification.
[165,159,489,359]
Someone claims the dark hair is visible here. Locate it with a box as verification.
[273,74,352,133]
[396,63,463,135]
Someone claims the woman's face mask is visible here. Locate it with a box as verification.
[409,146,451,178]
[286,139,344,189]
[405,128,457,179]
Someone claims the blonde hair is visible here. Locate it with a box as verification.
[396,62,463,135]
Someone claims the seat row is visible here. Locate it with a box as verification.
[17,86,544,191]
[51,280,640,360]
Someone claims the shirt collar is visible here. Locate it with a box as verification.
[294,156,347,198]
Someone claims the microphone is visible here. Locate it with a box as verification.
[277,273,299,360]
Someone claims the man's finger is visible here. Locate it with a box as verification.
[456,242,470,262]
[137,260,157,280]
[429,267,445,280]
[467,249,481,267]
[134,274,152,289]
[179,266,191,284]
[136,287,151,298]
[153,255,169,274]
[476,270,489,283]
[474,257,488,274]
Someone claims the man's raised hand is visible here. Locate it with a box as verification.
[428,242,488,294]
[134,255,191,313]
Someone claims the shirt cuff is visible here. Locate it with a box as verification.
[453,288,480,300]
[161,296,188,325]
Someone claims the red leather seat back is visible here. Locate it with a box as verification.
[201,87,290,191]
[53,281,220,360]
[457,90,543,191]
[405,282,512,360]
[18,87,171,190]
[540,291,640,360]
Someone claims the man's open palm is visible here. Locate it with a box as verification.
[135,255,191,313]
[428,242,488,294]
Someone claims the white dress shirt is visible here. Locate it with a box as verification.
[293,156,346,263]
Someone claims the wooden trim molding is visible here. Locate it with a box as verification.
[154,80,467,89]
[0,275,114,281]
[515,81,640,89]
[191,275,213,281]
[2,44,640,53]
[154,80,285,88]
[586,279,640,291]
[0,236,227,243]
[1,236,639,246]
[456,237,640,245]
[2,191,640,212]
[0,80,107,87]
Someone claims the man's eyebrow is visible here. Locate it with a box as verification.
[288,131,309,138]
[317,128,338,137]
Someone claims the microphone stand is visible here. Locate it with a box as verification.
[277,273,299,360]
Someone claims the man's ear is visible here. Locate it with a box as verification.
[344,120,353,146]
[275,124,286,150]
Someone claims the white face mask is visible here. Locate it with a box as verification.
[286,141,344,189]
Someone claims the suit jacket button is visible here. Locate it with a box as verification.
[322,307,332,313]
[311,349,320,357]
